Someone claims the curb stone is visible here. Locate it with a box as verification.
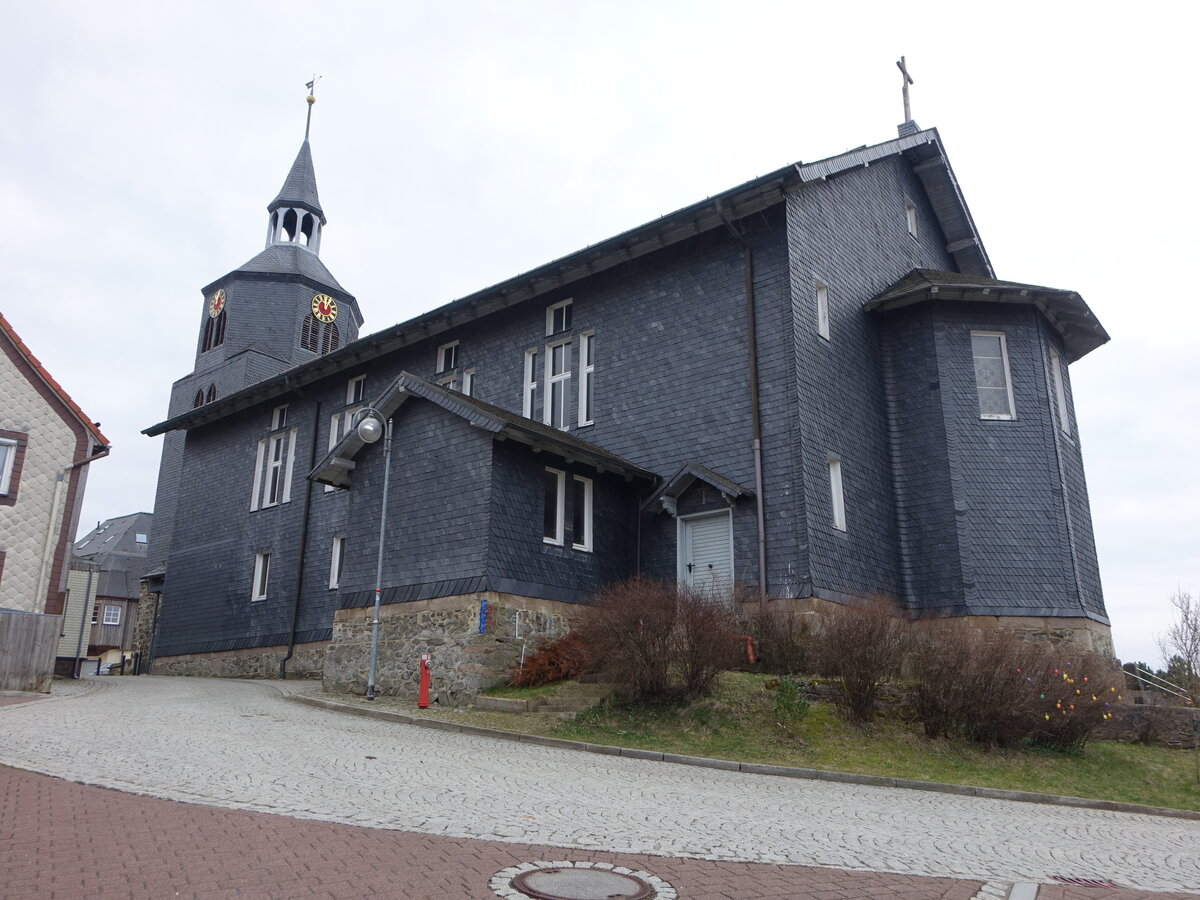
[285,693,1200,823]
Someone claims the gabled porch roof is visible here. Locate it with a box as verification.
[641,461,752,516]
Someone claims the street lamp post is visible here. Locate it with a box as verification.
[356,409,392,701]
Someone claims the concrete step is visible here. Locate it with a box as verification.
[473,695,545,713]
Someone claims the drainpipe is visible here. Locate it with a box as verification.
[38,445,110,615]
[716,203,769,609]
[280,380,321,679]
[71,564,96,678]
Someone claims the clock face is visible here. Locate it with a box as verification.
[311,293,338,323]
[208,289,226,318]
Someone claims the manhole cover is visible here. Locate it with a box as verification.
[490,861,677,900]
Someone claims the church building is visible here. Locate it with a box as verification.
[143,100,1111,701]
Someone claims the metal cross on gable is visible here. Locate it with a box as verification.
[896,56,914,123]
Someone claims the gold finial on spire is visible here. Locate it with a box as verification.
[304,75,322,141]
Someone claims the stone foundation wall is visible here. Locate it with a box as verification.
[324,591,578,705]
[152,641,327,680]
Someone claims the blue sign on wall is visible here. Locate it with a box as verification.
[479,596,487,634]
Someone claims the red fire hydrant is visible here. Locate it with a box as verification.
[418,654,431,709]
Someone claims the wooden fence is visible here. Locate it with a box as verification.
[0,608,61,692]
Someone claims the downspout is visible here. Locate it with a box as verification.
[71,564,96,678]
[280,380,322,679]
[716,203,769,609]
[38,445,110,613]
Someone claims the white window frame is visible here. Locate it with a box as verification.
[544,339,572,430]
[329,536,346,589]
[815,280,830,341]
[0,439,16,495]
[251,413,298,510]
[346,375,366,405]
[971,331,1017,420]
[134,533,148,544]
[828,457,847,532]
[102,605,121,626]
[543,467,565,546]
[271,404,288,431]
[1049,348,1070,436]
[577,332,594,427]
[546,298,573,336]
[462,368,474,397]
[905,199,918,238]
[523,349,538,419]
[571,475,593,552]
[252,552,271,601]
[436,340,459,374]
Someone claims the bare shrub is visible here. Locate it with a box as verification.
[675,585,742,698]
[1027,651,1125,751]
[814,602,908,722]
[743,608,812,675]
[508,631,589,688]
[580,578,677,701]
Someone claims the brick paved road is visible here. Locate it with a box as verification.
[0,677,1196,898]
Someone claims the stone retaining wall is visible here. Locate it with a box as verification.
[324,591,577,705]
[152,641,327,679]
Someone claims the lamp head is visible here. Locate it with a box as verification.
[357,414,384,444]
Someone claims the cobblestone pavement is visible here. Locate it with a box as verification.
[0,676,1196,898]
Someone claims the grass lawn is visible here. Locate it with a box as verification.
[549,672,1200,812]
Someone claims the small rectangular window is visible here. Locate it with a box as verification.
[346,375,366,405]
[91,603,99,626]
[329,536,346,589]
[546,299,573,336]
[271,405,289,431]
[523,350,538,419]
[436,341,459,374]
[543,468,565,545]
[815,281,830,341]
[905,200,918,238]
[572,475,593,552]
[252,552,271,601]
[102,605,121,626]
[545,340,571,429]
[462,369,474,397]
[578,333,595,426]
[1049,349,1070,436]
[134,533,148,544]
[828,457,846,531]
[971,332,1016,420]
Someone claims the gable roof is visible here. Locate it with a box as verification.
[866,269,1109,362]
[0,311,109,447]
[145,127,987,437]
[310,373,657,489]
[73,512,153,599]
[642,462,752,514]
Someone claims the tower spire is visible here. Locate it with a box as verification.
[265,82,327,254]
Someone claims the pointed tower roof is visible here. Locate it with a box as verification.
[269,141,326,225]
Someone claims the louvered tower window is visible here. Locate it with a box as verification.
[202,310,226,352]
[206,384,218,404]
[301,315,319,352]
[193,391,204,408]
[320,322,340,355]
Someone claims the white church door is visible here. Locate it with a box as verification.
[678,510,734,597]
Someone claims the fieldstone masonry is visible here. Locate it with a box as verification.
[324,591,576,705]
[152,641,327,679]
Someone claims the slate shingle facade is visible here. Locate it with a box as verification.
[144,124,1114,690]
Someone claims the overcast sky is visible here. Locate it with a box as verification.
[4,1,1196,668]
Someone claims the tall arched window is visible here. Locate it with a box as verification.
[202,310,226,352]
[320,322,340,356]
[193,390,205,408]
[206,384,218,404]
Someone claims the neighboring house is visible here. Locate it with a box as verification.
[0,311,109,688]
[58,512,153,671]
[143,111,1111,701]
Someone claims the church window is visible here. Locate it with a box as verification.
[828,456,846,531]
[205,384,217,404]
[193,391,204,409]
[320,322,340,355]
[523,349,538,419]
[346,375,366,405]
[572,475,593,552]
[545,340,571,430]
[436,341,459,373]
[546,299,573,336]
[202,309,226,352]
[1049,348,1070,436]
[577,332,594,426]
[543,467,565,545]
[815,281,830,341]
[461,369,474,397]
[250,407,297,511]
[971,332,1016,420]
[905,199,918,238]
[252,552,271,601]
[301,314,319,352]
[329,536,346,589]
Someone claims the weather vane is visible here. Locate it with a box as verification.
[304,75,322,141]
[896,57,914,123]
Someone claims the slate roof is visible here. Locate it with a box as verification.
[269,140,325,223]
[866,269,1109,362]
[145,127,990,437]
[0,311,109,447]
[310,373,657,489]
[73,512,153,600]
[220,243,346,293]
